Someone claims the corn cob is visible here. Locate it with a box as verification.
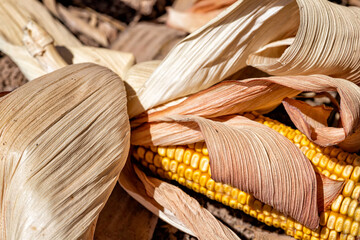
[132,112,360,240]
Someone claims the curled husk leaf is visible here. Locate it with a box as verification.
[0,63,130,239]
[132,75,360,151]
[247,0,360,84]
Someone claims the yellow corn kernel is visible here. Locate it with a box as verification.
[354,156,360,166]
[156,168,165,178]
[320,211,330,226]
[335,214,345,232]
[144,151,154,163]
[262,204,272,216]
[331,195,344,212]
[192,170,202,183]
[192,182,200,192]
[322,170,331,177]
[340,233,347,240]
[329,174,338,180]
[238,191,247,205]
[312,153,323,166]
[206,178,215,191]
[342,165,354,179]
[199,174,210,187]
[319,155,330,169]
[334,161,346,176]
[286,228,295,237]
[253,200,262,212]
[214,182,223,193]
[287,218,295,229]
[231,188,239,200]
[199,186,207,195]
[346,235,355,240]
[223,184,232,196]
[194,142,203,152]
[190,152,201,169]
[348,200,358,217]
[343,217,353,234]
[150,145,157,153]
[161,157,170,171]
[187,143,194,149]
[229,199,237,209]
[294,230,303,239]
[328,230,338,240]
[153,155,162,168]
[294,222,303,231]
[320,227,330,239]
[327,212,337,229]
[306,149,317,162]
[264,216,273,226]
[199,156,210,172]
[350,166,360,182]
[272,218,280,228]
[326,158,337,172]
[249,209,258,218]
[350,221,359,236]
[157,146,166,157]
[202,145,208,155]
[340,197,352,215]
[344,180,356,198]
[183,149,195,165]
[166,146,176,159]
[351,185,360,200]
[171,173,179,181]
[206,190,215,200]
[347,154,356,165]
[137,146,146,159]
[353,207,360,221]
[257,213,265,222]
[330,148,342,158]
[338,152,349,162]
[174,146,185,162]
[303,233,311,240]
[169,160,178,173]
[184,167,194,180]
[177,163,186,177]
[221,195,230,206]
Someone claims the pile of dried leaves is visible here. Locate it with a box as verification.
[1,0,360,240]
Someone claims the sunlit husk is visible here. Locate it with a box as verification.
[129,0,299,117]
[248,0,360,84]
[0,63,130,239]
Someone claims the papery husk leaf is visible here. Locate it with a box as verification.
[119,160,195,236]
[247,0,360,84]
[132,114,338,229]
[0,63,130,239]
[316,173,345,212]
[131,76,303,127]
[263,75,360,151]
[63,46,135,80]
[0,0,81,46]
[128,0,300,117]
[133,165,240,240]
[166,0,236,33]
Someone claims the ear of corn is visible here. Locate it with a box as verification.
[132,113,360,240]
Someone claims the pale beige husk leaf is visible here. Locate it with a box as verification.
[0,2,135,81]
[130,114,345,230]
[0,63,130,239]
[247,0,360,84]
[128,0,299,117]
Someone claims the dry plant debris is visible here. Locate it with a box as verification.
[1,0,360,240]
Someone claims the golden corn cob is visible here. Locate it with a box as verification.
[132,112,360,240]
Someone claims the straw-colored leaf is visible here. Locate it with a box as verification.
[128,0,299,117]
[133,166,241,240]
[0,63,130,239]
[134,115,344,229]
[247,0,360,84]
[119,160,195,236]
[0,0,81,46]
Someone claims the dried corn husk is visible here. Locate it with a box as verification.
[247,0,360,84]
[0,2,135,81]
[128,0,299,117]
[0,63,130,239]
